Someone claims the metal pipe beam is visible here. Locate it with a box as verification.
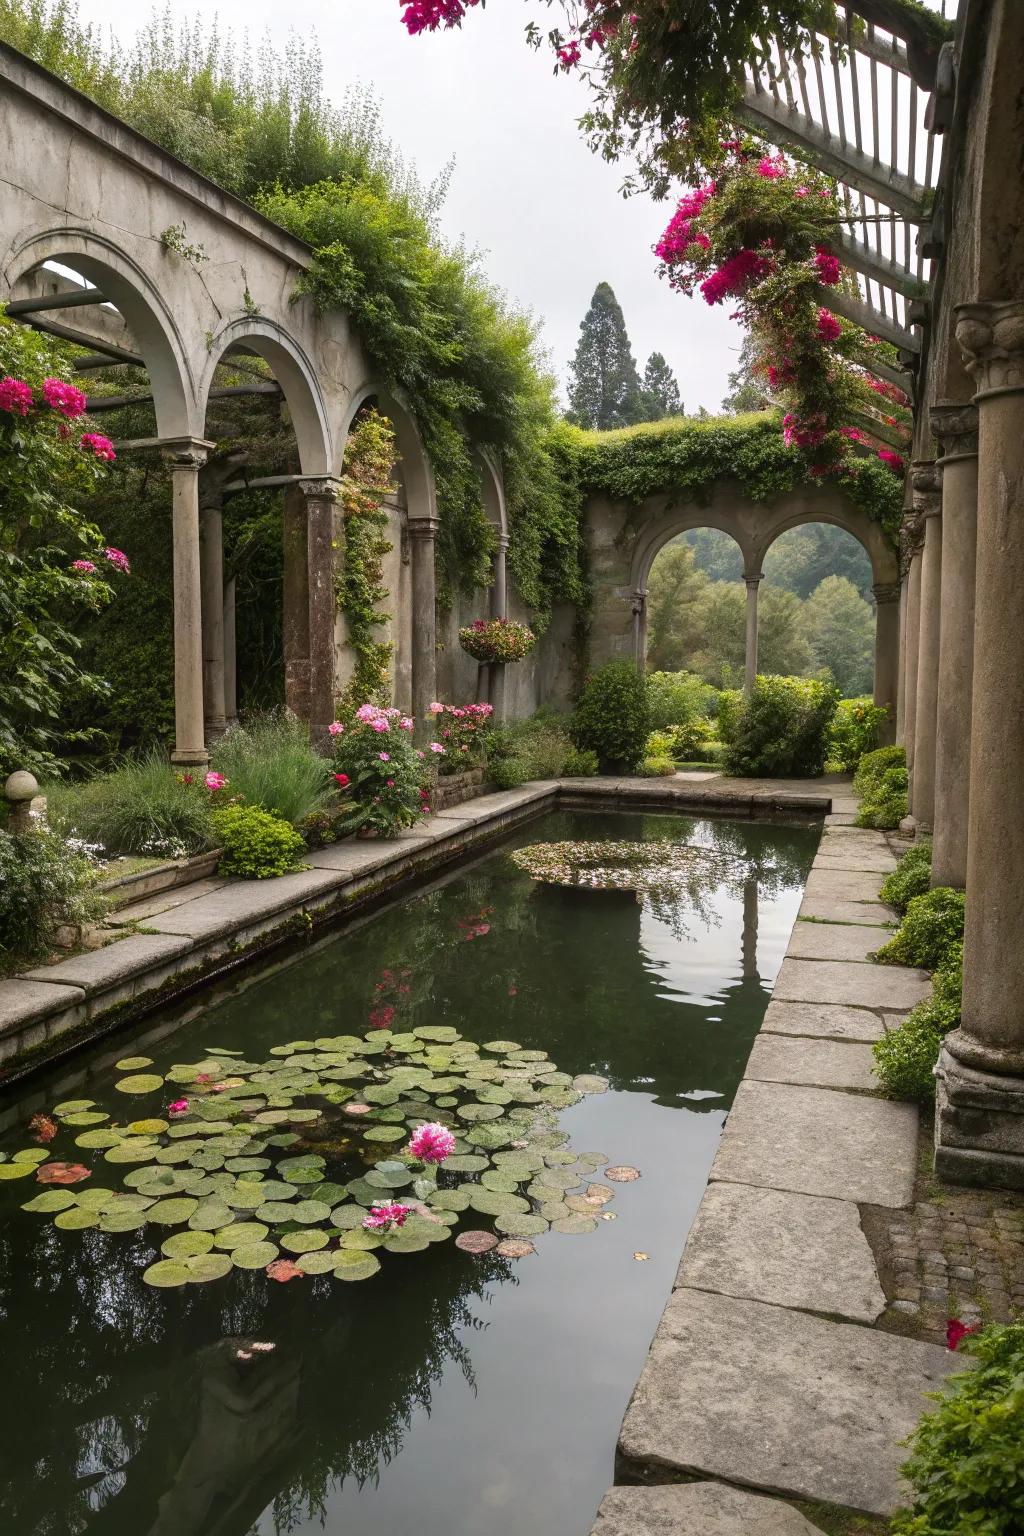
[84,382,281,413]
[21,315,145,366]
[6,290,111,316]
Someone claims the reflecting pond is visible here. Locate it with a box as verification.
[0,810,817,1536]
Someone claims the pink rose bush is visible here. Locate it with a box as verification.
[331,704,428,837]
[428,700,493,775]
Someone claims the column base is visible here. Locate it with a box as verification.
[170,748,210,768]
[935,1044,1024,1189]
[898,815,918,839]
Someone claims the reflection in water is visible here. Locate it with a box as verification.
[0,811,816,1536]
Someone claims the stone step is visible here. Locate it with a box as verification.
[590,1483,827,1534]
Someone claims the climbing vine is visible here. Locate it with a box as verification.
[336,409,397,711]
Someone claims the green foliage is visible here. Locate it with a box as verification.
[331,710,424,837]
[0,826,106,963]
[209,717,331,826]
[209,803,305,879]
[563,746,599,777]
[571,662,651,773]
[854,744,907,796]
[873,944,962,1102]
[723,674,839,777]
[45,751,214,857]
[484,715,577,783]
[566,282,643,430]
[891,1320,1024,1534]
[879,840,934,916]
[639,756,677,778]
[646,669,716,733]
[763,523,873,601]
[639,352,681,421]
[335,409,397,708]
[800,575,874,696]
[875,888,965,973]
[828,697,889,772]
[856,756,909,829]
[0,313,118,777]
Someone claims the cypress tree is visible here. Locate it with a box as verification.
[566,282,643,429]
[639,351,682,419]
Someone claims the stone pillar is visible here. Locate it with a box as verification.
[936,299,1024,1187]
[302,477,343,746]
[872,583,900,741]
[490,532,510,720]
[409,517,440,733]
[909,463,943,832]
[283,485,312,722]
[199,497,227,744]
[223,576,238,729]
[930,403,979,889]
[900,521,924,810]
[895,572,909,745]
[630,588,648,669]
[744,572,761,693]
[163,439,214,766]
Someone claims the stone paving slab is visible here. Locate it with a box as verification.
[803,867,885,902]
[711,1080,917,1207]
[820,826,890,846]
[787,920,882,962]
[676,1183,886,1322]
[617,1289,955,1515]
[105,877,227,926]
[746,1034,879,1092]
[590,1483,826,1535]
[761,999,887,1043]
[145,869,347,940]
[814,850,897,873]
[797,893,894,926]
[0,978,85,1033]
[19,933,194,994]
[775,957,929,1010]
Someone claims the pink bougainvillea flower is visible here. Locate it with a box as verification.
[42,377,87,419]
[946,1318,980,1351]
[700,248,770,306]
[71,559,97,574]
[813,244,842,285]
[408,1122,457,1164]
[368,1004,395,1029]
[386,778,395,787]
[103,547,130,573]
[204,771,227,791]
[816,308,842,342]
[878,448,905,474]
[756,155,786,179]
[334,772,350,787]
[839,426,866,443]
[362,1201,409,1231]
[378,752,390,762]
[557,38,581,67]
[328,721,344,736]
[401,0,479,36]
[429,742,445,754]
[0,376,32,415]
[82,434,117,462]
[168,1098,189,1115]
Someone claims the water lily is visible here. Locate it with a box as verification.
[408,1122,456,1164]
[168,1098,189,1116]
[362,1201,409,1231]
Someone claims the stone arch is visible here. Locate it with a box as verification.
[752,503,899,589]
[200,318,332,475]
[4,226,193,436]
[339,382,436,521]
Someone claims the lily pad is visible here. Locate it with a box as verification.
[330,1205,370,1230]
[115,1056,154,1070]
[148,1197,199,1225]
[114,1074,164,1095]
[54,1206,100,1230]
[291,1199,332,1224]
[256,1201,302,1224]
[455,1229,499,1255]
[362,1125,407,1143]
[231,1242,279,1269]
[467,1188,530,1217]
[59,1110,109,1126]
[332,1251,381,1281]
[443,1154,489,1173]
[280,1228,329,1254]
[75,1129,123,1150]
[53,1099,95,1114]
[100,1206,149,1232]
[186,1252,233,1283]
[37,1162,91,1185]
[482,1041,520,1054]
[480,1170,520,1193]
[144,1259,190,1288]
[340,1226,382,1250]
[428,1188,470,1211]
[294,1249,336,1274]
[572,1073,610,1094]
[604,1165,641,1182]
[13,1147,50,1165]
[552,1214,598,1234]
[213,1222,269,1249]
[104,1142,159,1165]
[22,1190,77,1213]
[128,1119,169,1136]
[494,1212,549,1237]
[495,1238,536,1259]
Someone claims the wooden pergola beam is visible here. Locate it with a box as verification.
[835,230,922,299]
[816,283,920,352]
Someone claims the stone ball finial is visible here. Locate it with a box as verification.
[5,770,39,803]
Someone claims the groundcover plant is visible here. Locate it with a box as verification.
[3,1027,636,1287]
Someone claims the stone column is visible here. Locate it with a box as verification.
[163,439,214,766]
[223,576,238,729]
[199,496,227,744]
[630,588,648,669]
[282,484,311,722]
[895,572,909,744]
[930,403,980,889]
[409,517,440,733]
[872,583,900,741]
[744,572,762,693]
[936,300,1024,1187]
[490,533,510,721]
[900,521,924,809]
[302,477,343,746]
[908,463,943,833]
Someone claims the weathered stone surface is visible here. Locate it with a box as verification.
[20,933,193,994]
[797,894,894,926]
[761,999,886,1043]
[746,1034,879,1092]
[819,827,890,848]
[590,1482,826,1535]
[814,849,897,873]
[711,1080,917,1206]
[146,869,346,939]
[787,921,881,963]
[0,978,85,1033]
[803,867,885,902]
[105,877,226,926]
[677,1183,885,1322]
[618,1289,955,1515]
[775,958,930,1010]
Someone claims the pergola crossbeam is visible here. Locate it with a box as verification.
[17,314,144,366]
[835,231,922,298]
[816,283,920,351]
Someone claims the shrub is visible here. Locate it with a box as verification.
[639,756,678,777]
[209,716,332,825]
[873,945,962,1102]
[0,826,107,962]
[571,662,650,772]
[880,841,934,915]
[723,674,840,777]
[428,701,494,775]
[563,747,599,777]
[331,704,424,837]
[647,670,715,731]
[829,697,889,772]
[209,804,304,879]
[854,744,906,796]
[856,763,909,828]
[875,888,965,972]
[891,1321,1024,1534]
[487,755,528,790]
[45,750,214,857]
[715,687,744,746]
[485,716,576,783]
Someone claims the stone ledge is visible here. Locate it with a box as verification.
[786,921,882,963]
[775,957,930,1011]
[589,1482,827,1535]
[760,999,888,1043]
[746,1034,879,1092]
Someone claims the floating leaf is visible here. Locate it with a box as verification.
[281,1229,329,1254]
[104,1142,158,1165]
[444,1154,489,1174]
[58,1110,109,1127]
[12,1147,50,1166]
[332,1251,380,1281]
[55,1206,100,1230]
[213,1222,269,1249]
[99,1206,149,1232]
[37,1162,90,1186]
[552,1214,598,1234]
[53,1099,95,1115]
[362,1125,407,1143]
[340,1227,381,1250]
[186,1252,233,1283]
[495,1238,536,1259]
[231,1242,279,1269]
[144,1259,190,1288]
[294,1249,335,1274]
[148,1197,199,1225]
[266,1258,304,1283]
[162,1231,214,1259]
[455,1230,499,1255]
[605,1166,641,1183]
[114,1075,164,1095]
[494,1213,549,1237]
[22,1190,78,1213]
[75,1129,122,1150]
[331,1205,370,1230]
[115,1056,154,1071]
[383,1230,430,1253]
[633,1251,649,1261]
[128,1119,169,1136]
[291,1199,331,1224]
[482,1041,520,1054]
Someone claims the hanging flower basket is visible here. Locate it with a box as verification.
[458,618,536,664]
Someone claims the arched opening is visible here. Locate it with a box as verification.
[758,523,877,698]
[645,527,751,686]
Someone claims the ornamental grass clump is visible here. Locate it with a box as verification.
[330,705,425,836]
[571,662,651,773]
[874,888,965,973]
[45,750,216,858]
[208,803,305,879]
[209,715,332,826]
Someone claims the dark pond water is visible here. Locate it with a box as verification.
[0,810,817,1536]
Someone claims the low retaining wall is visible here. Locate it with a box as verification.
[0,775,831,1085]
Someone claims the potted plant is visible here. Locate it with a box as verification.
[458,617,535,664]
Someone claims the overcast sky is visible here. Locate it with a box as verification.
[69,0,741,409]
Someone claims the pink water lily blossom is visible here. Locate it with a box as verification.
[363,1201,409,1230]
[168,1098,189,1115]
[408,1121,456,1164]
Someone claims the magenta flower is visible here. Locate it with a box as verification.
[813,245,842,286]
[0,376,32,415]
[428,701,444,714]
[204,771,228,791]
[42,377,87,419]
[816,308,842,342]
[370,719,389,733]
[946,1318,979,1351]
[398,717,414,731]
[103,546,130,572]
[82,434,117,462]
[429,742,445,754]
[878,448,905,474]
[557,38,581,67]
[408,1121,456,1164]
[71,559,97,574]
[378,752,390,762]
[363,1201,409,1231]
[756,155,786,179]
[328,721,344,736]
[168,1098,189,1116]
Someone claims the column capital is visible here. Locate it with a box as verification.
[872,581,901,604]
[930,400,978,463]
[407,517,441,540]
[160,436,215,471]
[298,476,343,502]
[630,588,647,615]
[900,513,925,574]
[743,570,763,587]
[911,460,942,518]
[955,300,1024,399]
[495,532,510,553]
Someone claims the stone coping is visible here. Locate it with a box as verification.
[0,774,833,1081]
